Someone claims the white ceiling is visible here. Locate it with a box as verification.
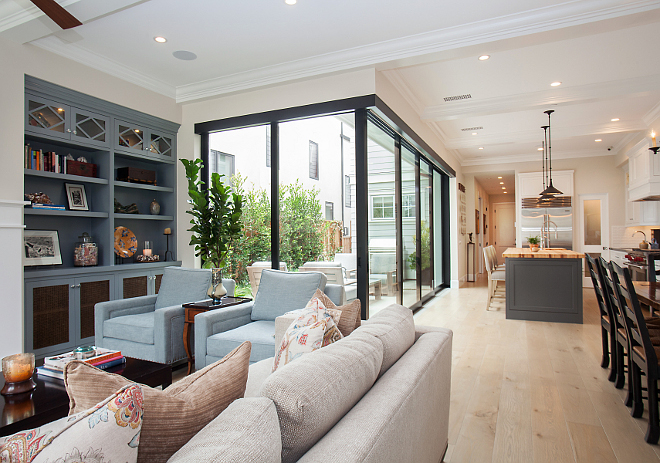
[2,0,660,174]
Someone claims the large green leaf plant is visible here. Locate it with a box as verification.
[181,158,243,269]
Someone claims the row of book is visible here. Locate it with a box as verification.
[37,348,125,381]
[25,145,70,174]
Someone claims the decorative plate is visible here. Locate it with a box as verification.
[114,226,137,258]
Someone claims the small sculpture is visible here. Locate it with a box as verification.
[114,198,139,214]
[150,199,160,215]
[25,192,53,204]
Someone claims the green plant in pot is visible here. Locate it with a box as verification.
[527,235,540,252]
[181,159,243,301]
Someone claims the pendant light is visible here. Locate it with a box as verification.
[540,109,563,197]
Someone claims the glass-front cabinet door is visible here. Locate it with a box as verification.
[72,107,110,148]
[25,95,70,140]
[115,120,147,155]
[149,131,174,160]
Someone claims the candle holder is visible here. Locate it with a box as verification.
[1,353,36,396]
[650,147,660,155]
[164,229,173,262]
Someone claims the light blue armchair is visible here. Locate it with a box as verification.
[195,269,345,369]
[95,267,235,365]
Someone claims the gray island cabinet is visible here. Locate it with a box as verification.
[503,248,584,324]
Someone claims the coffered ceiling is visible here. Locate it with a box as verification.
[2,0,659,169]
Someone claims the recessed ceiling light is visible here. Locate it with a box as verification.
[478,147,484,150]
[154,36,167,43]
[500,182,504,184]
[595,139,602,142]
[502,186,506,189]
[550,81,562,87]
[472,132,477,136]
[478,55,490,61]
[498,176,502,179]
[611,118,620,122]
[285,0,296,4]
[503,191,508,194]
[537,147,543,151]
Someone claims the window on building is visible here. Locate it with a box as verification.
[402,193,415,218]
[325,201,334,220]
[209,149,235,182]
[309,140,319,180]
[371,195,394,219]
[266,126,271,167]
[344,175,351,207]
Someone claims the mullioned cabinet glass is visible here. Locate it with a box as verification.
[115,120,175,161]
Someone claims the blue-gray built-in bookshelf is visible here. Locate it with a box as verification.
[23,75,181,358]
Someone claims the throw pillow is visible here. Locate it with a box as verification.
[273,301,343,371]
[65,341,251,463]
[310,288,362,336]
[0,383,143,463]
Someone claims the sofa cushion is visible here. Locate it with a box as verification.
[357,304,415,376]
[251,270,327,321]
[0,384,143,463]
[310,288,361,336]
[261,330,383,463]
[167,397,281,463]
[65,341,251,463]
[207,320,275,364]
[245,358,274,398]
[155,267,210,310]
[103,312,155,344]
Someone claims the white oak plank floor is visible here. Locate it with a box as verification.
[414,274,660,463]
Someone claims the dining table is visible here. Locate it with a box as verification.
[632,281,660,317]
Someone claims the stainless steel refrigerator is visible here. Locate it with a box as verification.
[521,197,573,250]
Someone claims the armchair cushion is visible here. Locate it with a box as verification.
[208,320,275,364]
[251,270,327,321]
[103,312,155,344]
[155,267,211,310]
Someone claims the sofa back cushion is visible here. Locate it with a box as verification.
[261,330,383,463]
[167,397,281,463]
[356,303,415,376]
[155,267,211,310]
[251,270,327,321]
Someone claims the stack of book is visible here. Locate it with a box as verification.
[37,348,125,380]
[24,144,69,174]
[29,203,66,211]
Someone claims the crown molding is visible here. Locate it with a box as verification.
[0,0,81,33]
[612,132,640,155]
[460,148,612,167]
[643,99,660,126]
[380,70,424,115]
[422,74,660,121]
[32,36,176,99]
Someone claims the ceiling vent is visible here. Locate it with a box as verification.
[461,126,483,132]
[443,94,472,102]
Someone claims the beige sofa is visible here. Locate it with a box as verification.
[167,304,453,463]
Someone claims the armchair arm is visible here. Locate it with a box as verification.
[153,304,187,364]
[94,295,158,348]
[194,301,254,371]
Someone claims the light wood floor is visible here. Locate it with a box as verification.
[414,274,660,463]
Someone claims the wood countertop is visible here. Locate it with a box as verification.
[503,248,585,258]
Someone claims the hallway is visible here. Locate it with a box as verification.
[414,275,660,463]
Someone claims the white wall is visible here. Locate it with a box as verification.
[0,37,180,358]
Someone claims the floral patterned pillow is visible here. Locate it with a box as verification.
[0,383,143,463]
[273,298,343,371]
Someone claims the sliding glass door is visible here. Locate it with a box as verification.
[401,144,419,308]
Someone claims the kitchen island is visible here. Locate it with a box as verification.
[503,248,585,324]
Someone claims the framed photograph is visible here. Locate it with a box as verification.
[475,210,480,234]
[65,183,88,211]
[24,230,62,266]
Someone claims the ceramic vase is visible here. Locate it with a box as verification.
[207,268,227,303]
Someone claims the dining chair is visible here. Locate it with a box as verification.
[610,261,660,444]
[483,247,505,310]
[586,254,617,381]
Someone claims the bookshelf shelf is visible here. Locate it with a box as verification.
[114,181,173,192]
[113,213,174,221]
[25,169,109,185]
[24,209,108,218]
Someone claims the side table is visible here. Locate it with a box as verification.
[182,297,251,375]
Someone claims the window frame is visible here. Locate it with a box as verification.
[309,140,319,180]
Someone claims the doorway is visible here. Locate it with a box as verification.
[493,202,516,262]
[578,193,609,287]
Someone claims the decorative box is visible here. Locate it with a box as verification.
[117,167,157,185]
[67,160,98,178]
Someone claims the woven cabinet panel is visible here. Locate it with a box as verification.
[80,280,110,339]
[155,274,163,294]
[123,276,148,299]
[33,285,69,350]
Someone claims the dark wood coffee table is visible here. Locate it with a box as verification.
[0,357,171,437]
[182,297,252,375]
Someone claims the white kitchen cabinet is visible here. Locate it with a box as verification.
[628,138,660,201]
[623,162,660,225]
[518,171,574,199]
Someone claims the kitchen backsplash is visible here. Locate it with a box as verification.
[611,225,658,248]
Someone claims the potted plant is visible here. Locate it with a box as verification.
[181,159,243,300]
[527,236,540,252]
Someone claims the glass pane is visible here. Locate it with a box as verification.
[118,125,143,150]
[401,145,418,307]
[76,114,106,142]
[420,159,432,296]
[33,284,69,349]
[279,114,355,290]
[433,170,443,287]
[210,125,271,298]
[150,134,172,157]
[584,199,601,246]
[79,280,110,339]
[368,120,399,316]
[28,100,65,133]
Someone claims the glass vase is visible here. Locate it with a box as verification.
[207,268,227,303]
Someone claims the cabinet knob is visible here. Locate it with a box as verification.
[73,130,77,135]
[66,129,72,133]
[77,284,81,287]
[71,285,75,288]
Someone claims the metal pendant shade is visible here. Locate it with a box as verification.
[539,109,563,197]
